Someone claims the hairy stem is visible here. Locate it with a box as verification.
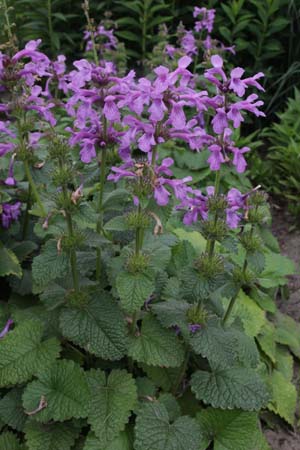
[23,160,46,217]
[22,184,31,240]
[96,146,107,280]
[223,288,240,325]
[205,169,221,257]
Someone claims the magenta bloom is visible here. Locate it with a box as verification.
[0,319,14,338]
[207,144,225,171]
[1,202,22,228]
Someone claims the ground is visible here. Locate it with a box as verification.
[265,207,300,449]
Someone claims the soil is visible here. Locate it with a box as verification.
[264,206,300,450]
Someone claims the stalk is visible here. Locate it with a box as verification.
[96,146,107,280]
[61,177,79,292]
[22,184,31,240]
[23,160,47,217]
[83,0,99,66]
[223,288,239,325]
[205,169,221,257]
[2,0,13,41]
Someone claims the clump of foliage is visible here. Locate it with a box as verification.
[0,3,298,450]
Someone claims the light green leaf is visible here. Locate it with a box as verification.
[274,312,300,358]
[59,292,127,360]
[116,271,155,313]
[267,370,297,425]
[22,360,90,422]
[24,422,80,450]
[32,240,69,292]
[197,408,260,450]
[87,369,137,446]
[223,290,266,337]
[0,244,22,278]
[0,320,60,387]
[257,322,276,363]
[134,402,203,450]
[275,346,294,381]
[172,229,206,253]
[191,367,269,411]
[128,315,184,368]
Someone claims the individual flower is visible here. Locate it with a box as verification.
[1,202,22,228]
[0,319,14,338]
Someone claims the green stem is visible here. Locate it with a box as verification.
[223,288,240,325]
[96,146,107,280]
[22,184,31,240]
[172,350,190,395]
[205,169,221,258]
[2,0,13,41]
[23,160,46,217]
[66,212,79,292]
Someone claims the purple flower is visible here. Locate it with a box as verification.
[211,108,228,134]
[189,323,202,333]
[0,319,14,338]
[193,7,215,33]
[207,144,225,171]
[231,146,249,173]
[226,206,241,228]
[1,202,22,228]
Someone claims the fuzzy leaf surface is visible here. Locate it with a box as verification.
[24,422,80,450]
[197,408,260,450]
[83,431,132,450]
[134,402,203,450]
[87,369,137,445]
[191,367,269,411]
[128,315,184,367]
[32,240,69,292]
[0,431,24,450]
[0,320,60,387]
[116,271,155,313]
[60,293,127,360]
[0,388,27,431]
[22,360,90,422]
[267,370,297,425]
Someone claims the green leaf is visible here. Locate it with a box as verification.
[191,367,269,411]
[10,240,38,262]
[83,431,132,450]
[0,244,22,278]
[116,271,155,313]
[104,215,129,232]
[275,346,294,381]
[257,322,276,363]
[152,300,189,335]
[0,320,60,387]
[135,402,203,450]
[0,388,27,431]
[223,291,266,336]
[197,408,260,450]
[190,320,259,369]
[267,370,297,425]
[22,360,90,422]
[59,292,127,360]
[86,369,137,446]
[128,315,184,367]
[172,229,206,253]
[141,365,180,391]
[24,422,80,450]
[274,312,300,358]
[0,431,24,450]
[32,240,69,292]
[259,252,295,288]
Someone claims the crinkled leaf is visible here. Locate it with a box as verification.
[152,300,189,335]
[257,322,276,363]
[83,431,132,450]
[0,431,24,450]
[196,408,260,450]
[141,365,180,391]
[116,271,155,314]
[32,240,69,293]
[0,320,60,387]
[24,422,80,450]
[22,360,90,422]
[128,316,184,367]
[267,370,297,425]
[60,292,127,360]
[0,244,22,278]
[275,346,294,381]
[86,369,137,445]
[274,312,300,358]
[134,402,203,450]
[191,367,269,411]
[0,388,27,431]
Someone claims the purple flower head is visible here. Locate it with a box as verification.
[229,68,265,97]
[4,154,16,186]
[189,323,202,333]
[180,30,197,56]
[207,144,225,171]
[226,206,242,229]
[193,7,215,33]
[1,202,22,228]
[0,319,14,339]
[231,146,249,173]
